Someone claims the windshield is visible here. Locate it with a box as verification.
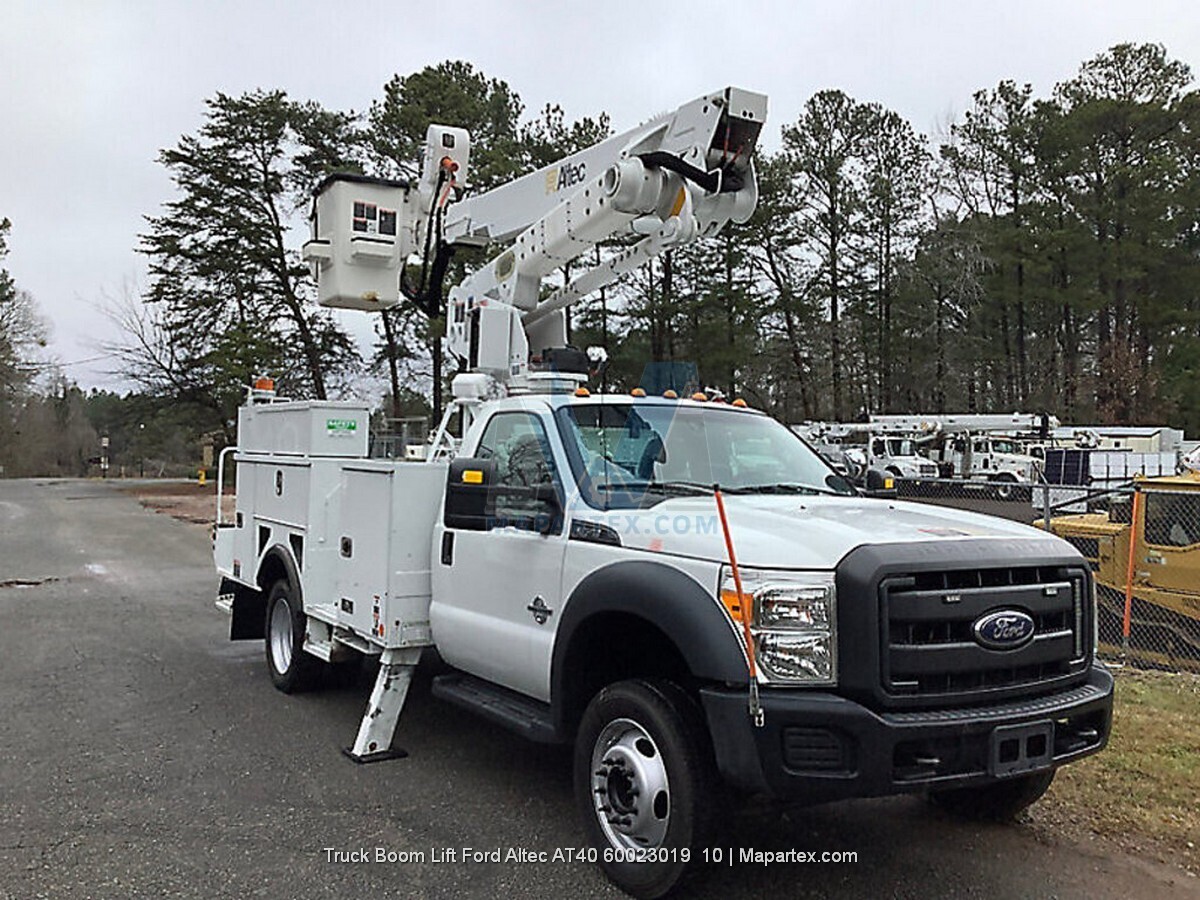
[554,403,855,509]
[886,438,915,457]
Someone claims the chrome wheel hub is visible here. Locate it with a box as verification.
[590,718,670,850]
[269,597,294,674]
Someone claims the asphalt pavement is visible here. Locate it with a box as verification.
[0,478,1195,899]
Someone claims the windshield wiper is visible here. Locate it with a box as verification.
[728,482,838,496]
[597,480,712,497]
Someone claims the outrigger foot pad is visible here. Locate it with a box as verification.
[342,746,409,764]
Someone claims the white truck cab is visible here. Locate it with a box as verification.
[867,434,939,479]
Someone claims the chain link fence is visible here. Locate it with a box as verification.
[891,476,1200,674]
[369,416,431,461]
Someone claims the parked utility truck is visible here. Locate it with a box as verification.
[796,422,939,480]
[871,413,1054,498]
[213,87,1112,899]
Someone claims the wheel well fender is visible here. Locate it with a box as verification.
[256,544,301,599]
[550,560,747,734]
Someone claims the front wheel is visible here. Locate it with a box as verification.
[928,769,1056,821]
[574,680,718,899]
[991,475,1019,501]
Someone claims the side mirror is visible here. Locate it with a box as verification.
[863,467,897,497]
[824,473,856,495]
[444,458,497,531]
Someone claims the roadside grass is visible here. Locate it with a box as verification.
[1030,669,1200,874]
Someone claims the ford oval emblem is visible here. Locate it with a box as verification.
[972,609,1036,651]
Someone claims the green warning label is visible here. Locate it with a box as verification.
[326,418,359,436]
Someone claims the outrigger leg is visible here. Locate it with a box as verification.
[343,647,423,763]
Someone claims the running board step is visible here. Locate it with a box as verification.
[431,674,562,744]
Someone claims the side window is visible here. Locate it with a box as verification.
[475,412,560,531]
[1143,491,1200,548]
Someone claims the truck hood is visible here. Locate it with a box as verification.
[580,494,1064,568]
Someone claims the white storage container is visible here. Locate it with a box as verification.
[238,400,369,458]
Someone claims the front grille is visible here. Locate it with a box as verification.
[881,566,1088,704]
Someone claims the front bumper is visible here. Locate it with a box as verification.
[700,664,1112,803]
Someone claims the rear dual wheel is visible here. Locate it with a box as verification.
[264,579,321,693]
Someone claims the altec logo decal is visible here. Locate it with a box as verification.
[972,609,1036,650]
[545,161,587,194]
[326,419,358,436]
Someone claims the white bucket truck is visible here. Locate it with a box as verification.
[870,413,1055,498]
[213,88,1111,898]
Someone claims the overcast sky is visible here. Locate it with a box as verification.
[2,0,1198,392]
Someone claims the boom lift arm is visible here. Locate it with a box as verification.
[304,87,767,393]
[868,413,1060,436]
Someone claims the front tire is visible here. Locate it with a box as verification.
[991,475,1018,501]
[264,579,320,693]
[928,769,1055,821]
[574,680,717,899]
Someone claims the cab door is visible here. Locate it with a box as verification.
[431,409,568,701]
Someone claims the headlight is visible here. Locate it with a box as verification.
[754,632,835,681]
[719,568,837,685]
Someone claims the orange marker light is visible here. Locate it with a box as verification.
[663,389,678,399]
[691,391,708,402]
[720,588,746,622]
[731,398,748,408]
[630,387,647,397]
[574,387,591,397]
[254,377,275,391]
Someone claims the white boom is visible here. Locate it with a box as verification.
[303,87,767,390]
[868,413,1059,435]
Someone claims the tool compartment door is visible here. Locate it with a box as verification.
[336,467,394,640]
[335,462,445,646]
